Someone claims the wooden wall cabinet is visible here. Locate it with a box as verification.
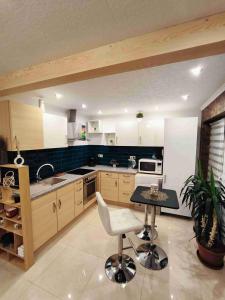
[0,100,44,151]
[32,191,58,251]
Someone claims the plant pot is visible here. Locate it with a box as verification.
[197,242,225,269]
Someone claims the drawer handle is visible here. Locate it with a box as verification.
[123,180,130,184]
[52,202,57,213]
[123,192,129,196]
[58,199,62,209]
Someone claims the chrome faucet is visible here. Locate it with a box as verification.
[36,163,55,182]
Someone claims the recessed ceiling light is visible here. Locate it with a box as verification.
[181,94,189,101]
[98,110,102,115]
[154,106,159,111]
[190,65,203,77]
[55,92,63,99]
[124,108,128,113]
[82,104,87,109]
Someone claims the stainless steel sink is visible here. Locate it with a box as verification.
[41,177,66,186]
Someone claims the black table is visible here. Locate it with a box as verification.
[130,186,179,270]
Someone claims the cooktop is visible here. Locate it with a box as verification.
[67,168,94,175]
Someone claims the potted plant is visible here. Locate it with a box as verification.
[181,163,225,269]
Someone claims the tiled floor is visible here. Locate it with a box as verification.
[0,205,225,300]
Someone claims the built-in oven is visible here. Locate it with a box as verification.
[83,174,97,206]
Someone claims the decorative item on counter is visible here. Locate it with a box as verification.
[150,183,159,196]
[5,207,18,218]
[0,137,8,164]
[158,178,163,191]
[14,223,22,230]
[0,232,14,247]
[12,193,20,203]
[0,217,4,225]
[80,124,87,141]
[3,171,15,188]
[136,112,144,122]
[17,244,24,258]
[110,159,119,168]
[14,136,25,166]
[0,203,4,213]
[128,157,136,169]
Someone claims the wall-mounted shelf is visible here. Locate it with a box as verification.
[87,120,103,133]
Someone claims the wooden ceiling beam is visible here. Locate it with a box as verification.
[1,11,225,96]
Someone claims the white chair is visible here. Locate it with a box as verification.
[96,192,143,284]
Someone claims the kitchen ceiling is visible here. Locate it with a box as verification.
[1,0,225,75]
[1,53,225,115]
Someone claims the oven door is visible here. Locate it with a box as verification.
[84,178,96,205]
[139,161,156,173]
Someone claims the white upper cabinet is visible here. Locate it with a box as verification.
[115,120,139,146]
[43,113,68,148]
[138,119,164,146]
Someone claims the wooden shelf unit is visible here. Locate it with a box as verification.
[0,164,34,269]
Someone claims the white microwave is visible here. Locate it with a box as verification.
[138,158,163,175]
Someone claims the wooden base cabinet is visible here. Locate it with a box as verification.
[74,180,83,217]
[32,192,58,251]
[118,174,135,204]
[100,172,119,202]
[57,183,75,231]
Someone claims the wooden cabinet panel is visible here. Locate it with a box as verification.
[31,192,57,251]
[101,177,118,201]
[119,173,135,180]
[9,101,44,150]
[118,190,133,204]
[118,174,135,204]
[119,178,135,191]
[57,184,75,231]
[74,180,83,217]
[101,172,118,179]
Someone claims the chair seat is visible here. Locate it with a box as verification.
[109,208,143,236]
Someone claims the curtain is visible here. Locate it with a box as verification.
[208,119,225,181]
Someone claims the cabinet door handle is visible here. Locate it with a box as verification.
[58,199,62,209]
[115,180,117,187]
[52,202,56,213]
[123,192,129,196]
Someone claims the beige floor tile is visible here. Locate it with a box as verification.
[0,206,224,300]
[34,246,100,299]
[79,257,144,300]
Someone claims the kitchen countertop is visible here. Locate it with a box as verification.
[30,165,137,200]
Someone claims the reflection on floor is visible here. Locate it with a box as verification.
[0,205,225,300]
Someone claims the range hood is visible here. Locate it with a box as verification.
[67,109,77,140]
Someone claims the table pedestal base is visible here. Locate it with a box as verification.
[136,225,158,241]
[136,243,168,270]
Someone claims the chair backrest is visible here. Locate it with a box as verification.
[96,192,112,235]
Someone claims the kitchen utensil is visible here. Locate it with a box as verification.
[14,136,24,166]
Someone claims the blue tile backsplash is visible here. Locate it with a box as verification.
[7,145,163,182]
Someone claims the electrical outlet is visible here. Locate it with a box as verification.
[130,156,136,160]
[98,154,103,158]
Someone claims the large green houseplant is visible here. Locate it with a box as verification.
[181,163,225,269]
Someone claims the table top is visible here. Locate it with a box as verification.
[130,186,179,209]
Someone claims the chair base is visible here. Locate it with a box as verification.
[136,225,158,241]
[136,243,168,270]
[105,254,136,284]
